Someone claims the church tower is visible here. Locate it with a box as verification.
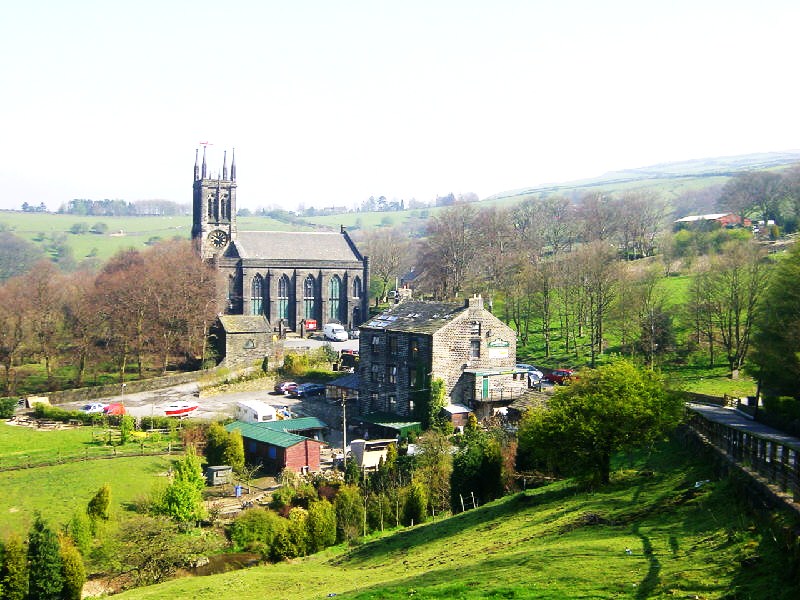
[192,147,237,259]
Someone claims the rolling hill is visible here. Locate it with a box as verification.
[111,438,800,600]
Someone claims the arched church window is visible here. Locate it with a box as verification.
[303,275,316,320]
[278,275,290,321]
[352,276,362,299]
[328,275,342,322]
[251,275,264,315]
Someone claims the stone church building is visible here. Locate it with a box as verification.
[192,148,369,336]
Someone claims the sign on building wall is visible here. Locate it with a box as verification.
[487,338,510,359]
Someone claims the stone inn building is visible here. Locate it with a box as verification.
[191,147,369,335]
[357,296,524,420]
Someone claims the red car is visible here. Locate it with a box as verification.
[543,369,575,385]
[103,403,126,415]
[274,381,298,395]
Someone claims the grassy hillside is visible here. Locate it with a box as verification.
[0,453,174,537]
[111,438,800,599]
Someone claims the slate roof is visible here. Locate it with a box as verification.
[328,373,359,390]
[218,315,270,334]
[360,300,465,334]
[229,231,362,262]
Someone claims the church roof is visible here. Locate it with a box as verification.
[230,231,362,262]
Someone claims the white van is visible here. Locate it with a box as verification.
[323,323,348,341]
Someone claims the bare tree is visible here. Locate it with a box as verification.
[0,276,28,394]
[704,241,770,376]
[360,227,409,301]
[617,191,666,259]
[417,204,478,299]
[574,242,619,367]
[25,260,66,388]
[576,193,620,244]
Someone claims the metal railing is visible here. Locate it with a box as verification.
[686,409,800,503]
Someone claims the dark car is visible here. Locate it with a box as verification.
[292,382,327,398]
[543,369,575,385]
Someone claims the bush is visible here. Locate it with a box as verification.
[403,482,427,526]
[0,396,19,419]
[334,485,365,543]
[306,499,337,553]
[282,353,309,377]
[230,508,286,553]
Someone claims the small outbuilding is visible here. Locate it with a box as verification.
[442,403,473,429]
[226,417,328,474]
[206,465,233,486]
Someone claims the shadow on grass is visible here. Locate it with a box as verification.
[335,484,581,566]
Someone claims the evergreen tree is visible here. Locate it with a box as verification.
[334,485,365,543]
[160,447,206,524]
[306,499,336,553]
[27,513,64,600]
[224,429,245,475]
[66,510,92,557]
[87,484,111,523]
[403,481,428,525]
[204,422,229,466]
[59,538,86,600]
[1,534,28,600]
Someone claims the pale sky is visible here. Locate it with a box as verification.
[1,0,798,212]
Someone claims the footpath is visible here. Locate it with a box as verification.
[686,402,800,514]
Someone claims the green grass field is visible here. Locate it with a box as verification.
[0,454,174,538]
[110,438,800,599]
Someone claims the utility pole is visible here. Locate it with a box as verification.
[341,395,347,466]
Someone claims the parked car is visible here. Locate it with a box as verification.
[516,363,544,380]
[274,381,298,394]
[103,403,126,415]
[543,369,575,385]
[323,323,348,342]
[79,402,107,414]
[292,382,327,398]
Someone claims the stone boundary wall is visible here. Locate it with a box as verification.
[37,367,230,405]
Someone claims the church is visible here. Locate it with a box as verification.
[191,147,370,336]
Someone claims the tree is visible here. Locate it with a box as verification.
[0,533,28,600]
[360,227,409,301]
[750,242,800,399]
[66,510,92,557]
[450,430,503,511]
[417,204,477,298]
[517,359,683,485]
[704,241,770,376]
[403,481,428,525]
[27,513,64,600]
[112,514,215,587]
[422,378,446,430]
[160,448,206,524]
[87,484,112,524]
[0,276,28,394]
[412,430,453,515]
[0,231,46,282]
[306,499,336,553]
[229,508,286,553]
[223,429,245,475]
[334,485,365,543]
[59,538,86,600]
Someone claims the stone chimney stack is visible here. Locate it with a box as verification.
[466,294,484,310]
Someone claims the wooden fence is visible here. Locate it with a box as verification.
[686,409,800,504]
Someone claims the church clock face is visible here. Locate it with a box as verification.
[208,229,228,248]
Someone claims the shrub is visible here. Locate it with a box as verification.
[87,485,112,524]
[306,499,336,552]
[403,482,427,526]
[59,539,86,600]
[0,397,19,418]
[230,508,286,553]
[334,485,364,543]
[282,353,309,377]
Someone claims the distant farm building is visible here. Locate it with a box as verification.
[674,213,751,230]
